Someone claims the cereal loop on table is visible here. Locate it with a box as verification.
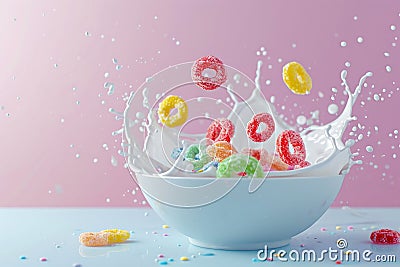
[79,229,131,247]
[79,232,110,247]
[276,130,306,166]
[206,141,237,162]
[206,118,235,143]
[241,148,269,166]
[246,113,275,142]
[282,62,312,95]
[216,154,264,178]
[157,95,188,128]
[191,55,227,90]
[184,144,212,171]
[370,229,400,244]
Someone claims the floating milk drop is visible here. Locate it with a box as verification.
[292,43,297,48]
[384,52,390,57]
[340,41,347,47]
[136,112,144,119]
[345,62,351,67]
[262,51,267,56]
[266,80,271,85]
[106,198,111,203]
[390,25,396,31]
[116,65,123,70]
[75,154,80,158]
[328,104,339,114]
[366,146,373,153]
[111,155,118,167]
[112,58,118,64]
[353,16,358,20]
[296,115,307,125]
[373,94,380,101]
[332,87,338,93]
[107,84,115,95]
[357,37,364,43]
[386,65,392,72]
[176,41,180,46]
[93,158,98,163]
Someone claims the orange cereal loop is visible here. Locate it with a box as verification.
[206,141,237,162]
[101,229,130,243]
[282,62,312,95]
[157,95,188,128]
[79,232,110,247]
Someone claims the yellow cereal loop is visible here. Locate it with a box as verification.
[282,61,312,95]
[157,95,188,127]
[101,229,130,243]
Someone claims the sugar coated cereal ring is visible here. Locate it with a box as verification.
[157,95,188,128]
[241,148,269,166]
[79,232,110,247]
[206,118,235,143]
[216,154,265,178]
[276,130,306,166]
[246,113,275,142]
[101,229,130,243]
[206,141,237,162]
[79,229,131,247]
[282,61,312,95]
[184,144,212,171]
[370,229,400,244]
[191,55,227,90]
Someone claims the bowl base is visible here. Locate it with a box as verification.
[188,237,291,250]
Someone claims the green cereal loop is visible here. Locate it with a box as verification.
[185,144,212,171]
[216,154,265,178]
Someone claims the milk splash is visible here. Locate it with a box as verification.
[123,60,372,207]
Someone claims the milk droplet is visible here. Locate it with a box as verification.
[331,87,338,93]
[340,41,347,47]
[266,80,271,85]
[384,52,390,57]
[390,25,396,31]
[366,146,373,153]
[296,115,307,125]
[328,104,339,114]
[106,198,111,203]
[75,154,80,158]
[93,158,98,163]
[373,94,380,101]
[353,16,358,20]
[292,43,297,48]
[111,155,118,166]
[386,65,392,72]
[112,58,118,64]
[175,41,180,46]
[116,65,122,70]
[270,96,275,103]
[345,61,351,67]
[357,37,364,43]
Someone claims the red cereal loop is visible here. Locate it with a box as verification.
[191,55,227,90]
[246,113,275,142]
[276,130,306,166]
[206,118,235,143]
[370,229,400,244]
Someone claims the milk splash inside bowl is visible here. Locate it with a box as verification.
[123,58,372,249]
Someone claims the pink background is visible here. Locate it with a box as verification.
[1,0,399,207]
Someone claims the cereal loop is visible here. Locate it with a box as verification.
[276,130,306,166]
[246,113,275,142]
[184,144,212,171]
[79,232,110,247]
[191,55,227,90]
[206,141,237,162]
[282,62,312,95]
[157,95,188,128]
[206,118,235,143]
[216,154,264,178]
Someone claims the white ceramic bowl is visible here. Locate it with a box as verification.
[136,174,345,250]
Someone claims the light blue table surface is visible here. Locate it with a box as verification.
[1,208,399,266]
